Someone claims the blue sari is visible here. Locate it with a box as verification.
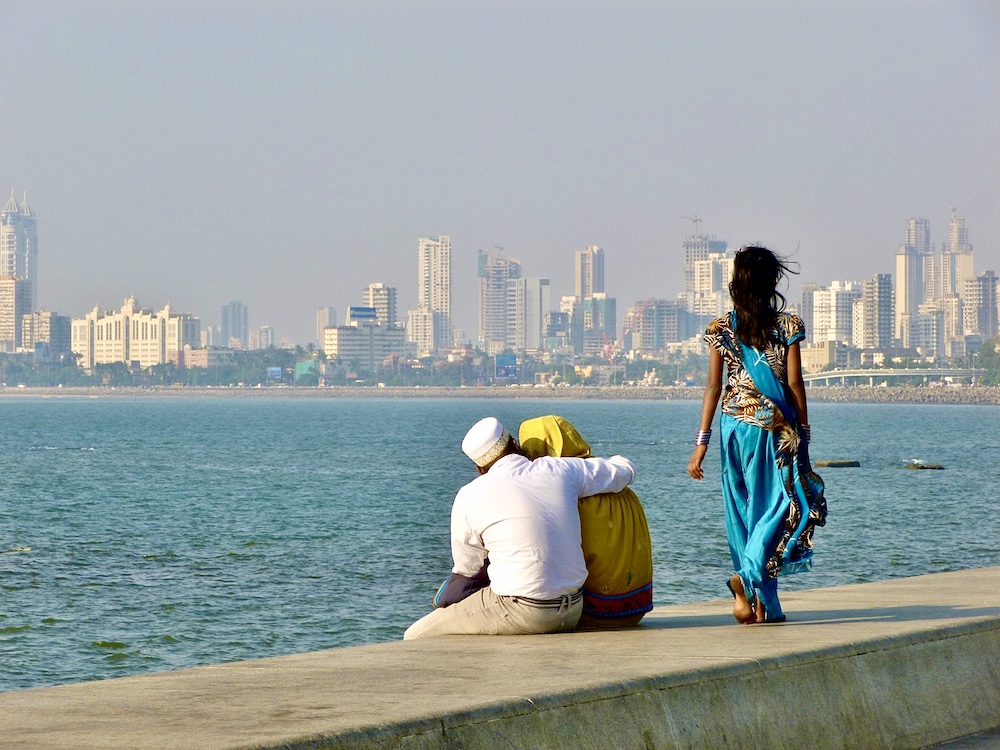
[720,312,827,622]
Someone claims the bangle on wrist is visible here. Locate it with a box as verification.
[695,429,712,446]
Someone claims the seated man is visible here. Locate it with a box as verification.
[404,416,637,640]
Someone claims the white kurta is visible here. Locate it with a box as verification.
[450,453,636,600]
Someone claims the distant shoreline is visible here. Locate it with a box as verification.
[1,384,998,405]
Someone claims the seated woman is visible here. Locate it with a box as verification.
[519,415,653,629]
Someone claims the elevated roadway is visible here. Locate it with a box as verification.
[804,368,976,386]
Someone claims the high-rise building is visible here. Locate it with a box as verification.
[0,192,37,312]
[248,325,274,351]
[506,277,550,352]
[811,280,861,344]
[582,293,617,356]
[71,297,200,371]
[406,308,435,358]
[316,307,338,344]
[913,304,946,359]
[922,294,963,344]
[628,299,681,356]
[894,246,923,348]
[913,213,975,307]
[408,235,452,356]
[221,301,249,349]
[945,210,976,303]
[689,249,735,318]
[680,234,728,311]
[963,271,999,340]
[800,283,819,344]
[363,283,398,328]
[477,250,522,350]
[574,245,605,299]
[948,211,971,253]
[21,310,71,358]
[905,217,932,254]
[560,295,584,354]
[930,249,976,303]
[853,274,893,349]
[0,276,30,351]
[543,311,572,352]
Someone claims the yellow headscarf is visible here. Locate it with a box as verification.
[519,415,591,460]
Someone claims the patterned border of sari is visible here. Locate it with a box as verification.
[583,583,654,619]
[732,312,828,579]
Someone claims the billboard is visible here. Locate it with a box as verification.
[268,366,283,380]
[494,354,517,379]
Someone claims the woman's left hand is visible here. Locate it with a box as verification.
[687,445,708,480]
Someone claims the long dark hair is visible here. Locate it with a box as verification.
[729,246,796,350]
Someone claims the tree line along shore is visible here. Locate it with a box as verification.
[1,385,999,405]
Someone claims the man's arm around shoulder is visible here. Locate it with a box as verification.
[576,454,636,497]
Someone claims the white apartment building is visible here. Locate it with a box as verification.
[811,281,861,344]
[0,276,30,351]
[363,283,398,328]
[913,303,946,359]
[323,317,410,374]
[248,326,274,350]
[919,295,963,342]
[72,297,201,371]
[407,235,452,354]
[180,345,234,369]
[21,310,71,357]
[628,299,681,356]
[689,250,735,318]
[680,235,728,313]
[963,271,999,340]
[316,307,337,344]
[851,274,893,349]
[574,245,605,299]
[506,277,550,352]
[894,245,923,347]
[478,250,521,349]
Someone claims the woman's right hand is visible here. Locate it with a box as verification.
[687,445,708,480]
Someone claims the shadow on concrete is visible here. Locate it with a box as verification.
[780,605,1000,626]
[634,604,1000,630]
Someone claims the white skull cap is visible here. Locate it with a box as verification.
[462,417,511,467]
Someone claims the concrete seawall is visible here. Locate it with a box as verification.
[2,567,998,749]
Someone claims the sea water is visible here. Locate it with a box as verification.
[1,397,998,692]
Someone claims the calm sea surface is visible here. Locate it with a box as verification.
[1,397,998,692]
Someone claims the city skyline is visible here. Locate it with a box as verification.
[1,2,997,344]
[0,197,994,353]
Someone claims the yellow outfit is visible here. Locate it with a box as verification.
[519,415,653,628]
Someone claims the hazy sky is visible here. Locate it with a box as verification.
[1,1,997,345]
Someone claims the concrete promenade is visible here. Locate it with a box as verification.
[2,567,999,750]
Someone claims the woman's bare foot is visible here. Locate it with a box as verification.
[754,597,766,623]
[729,575,756,624]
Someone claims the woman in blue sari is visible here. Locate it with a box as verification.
[687,246,826,624]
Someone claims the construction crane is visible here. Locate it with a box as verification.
[681,215,703,236]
